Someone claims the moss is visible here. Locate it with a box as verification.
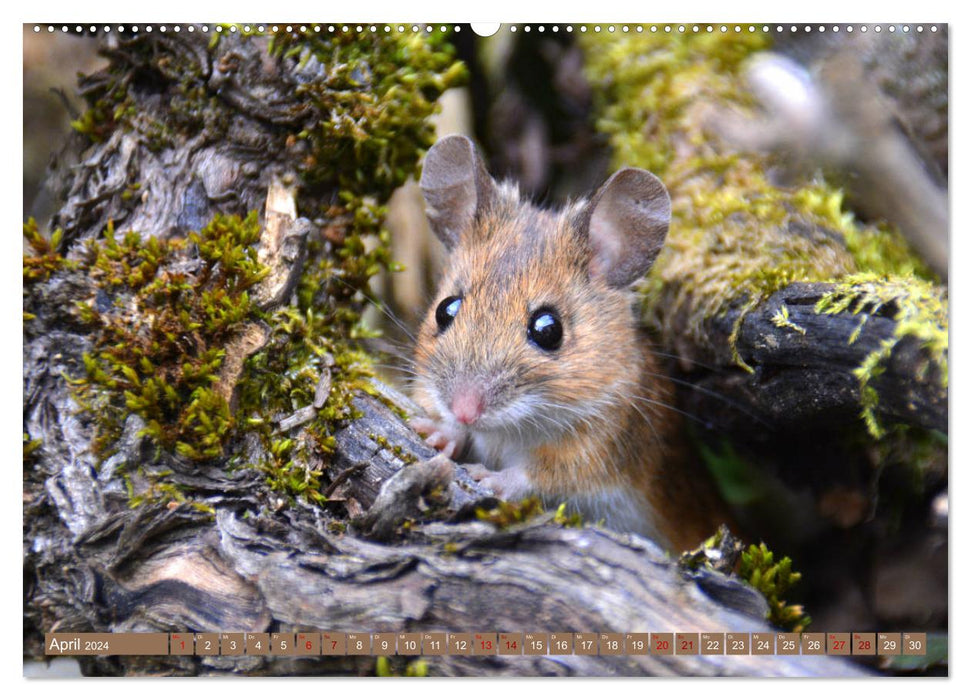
[815,274,948,438]
[232,30,464,503]
[268,28,466,212]
[23,432,43,466]
[71,78,134,143]
[679,526,811,630]
[473,498,584,529]
[23,219,72,285]
[404,659,429,677]
[125,465,213,514]
[770,303,806,336]
[236,309,374,503]
[55,29,465,508]
[375,656,392,676]
[374,656,428,677]
[739,543,811,632]
[552,502,584,528]
[580,31,945,424]
[73,213,267,470]
[371,434,418,464]
[72,37,211,149]
[327,520,348,534]
[475,497,546,528]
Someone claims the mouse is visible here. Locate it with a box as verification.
[409,134,730,552]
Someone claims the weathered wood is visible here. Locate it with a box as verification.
[669,283,946,437]
[24,334,866,676]
[31,467,870,677]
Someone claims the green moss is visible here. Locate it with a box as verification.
[770,303,806,336]
[472,498,584,529]
[552,502,584,528]
[371,434,418,464]
[739,543,811,632]
[236,303,374,503]
[125,466,213,515]
[231,30,464,503]
[580,31,944,425]
[23,432,43,466]
[268,28,467,211]
[815,274,948,438]
[475,497,546,528]
[73,213,267,469]
[57,29,465,509]
[404,659,429,677]
[23,219,72,285]
[71,78,134,143]
[72,38,210,149]
[375,656,392,676]
[375,655,428,677]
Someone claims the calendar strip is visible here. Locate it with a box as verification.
[44,632,928,656]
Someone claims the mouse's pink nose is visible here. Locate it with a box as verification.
[451,386,484,425]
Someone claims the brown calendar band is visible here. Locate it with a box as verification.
[43,632,930,656]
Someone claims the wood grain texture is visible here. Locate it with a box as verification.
[674,283,946,436]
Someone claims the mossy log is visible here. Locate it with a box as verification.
[671,281,947,437]
[23,29,866,678]
[580,31,948,443]
[25,348,866,678]
[28,389,864,677]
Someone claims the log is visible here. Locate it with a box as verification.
[27,389,867,676]
[676,282,947,437]
[580,30,948,443]
[24,327,865,676]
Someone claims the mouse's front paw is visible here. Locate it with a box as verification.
[464,464,533,502]
[410,417,467,460]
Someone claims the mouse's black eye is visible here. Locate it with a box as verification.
[435,295,462,332]
[528,308,563,352]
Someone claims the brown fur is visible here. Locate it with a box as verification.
[414,159,731,552]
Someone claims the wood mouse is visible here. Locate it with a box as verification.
[410,134,730,552]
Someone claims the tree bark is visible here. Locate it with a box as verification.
[674,282,946,437]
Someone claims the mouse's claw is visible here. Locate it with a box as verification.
[409,417,439,436]
[410,417,466,459]
[463,463,532,501]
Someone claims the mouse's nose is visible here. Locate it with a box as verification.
[451,386,484,425]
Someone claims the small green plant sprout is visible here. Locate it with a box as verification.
[771,303,807,335]
[739,542,812,632]
[552,502,584,528]
[23,432,43,465]
[475,497,546,529]
[23,219,72,284]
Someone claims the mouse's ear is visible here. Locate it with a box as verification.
[578,168,671,288]
[419,135,497,250]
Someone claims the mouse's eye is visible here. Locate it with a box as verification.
[527,308,563,351]
[435,295,462,332]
